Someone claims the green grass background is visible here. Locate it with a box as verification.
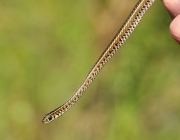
[0,0,180,140]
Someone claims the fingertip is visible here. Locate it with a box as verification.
[170,15,180,43]
[162,0,180,18]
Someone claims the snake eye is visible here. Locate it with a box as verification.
[48,116,53,121]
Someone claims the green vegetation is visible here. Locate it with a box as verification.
[0,0,179,140]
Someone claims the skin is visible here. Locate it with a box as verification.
[162,0,180,43]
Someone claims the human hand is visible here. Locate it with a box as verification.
[162,0,180,43]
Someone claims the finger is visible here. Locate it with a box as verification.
[170,14,180,43]
[162,0,180,18]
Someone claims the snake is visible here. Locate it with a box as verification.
[42,0,156,124]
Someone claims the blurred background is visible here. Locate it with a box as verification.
[0,0,180,140]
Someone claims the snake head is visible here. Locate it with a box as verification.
[42,113,54,124]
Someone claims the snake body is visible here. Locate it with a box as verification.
[42,0,156,124]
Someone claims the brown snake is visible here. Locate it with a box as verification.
[42,0,156,124]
